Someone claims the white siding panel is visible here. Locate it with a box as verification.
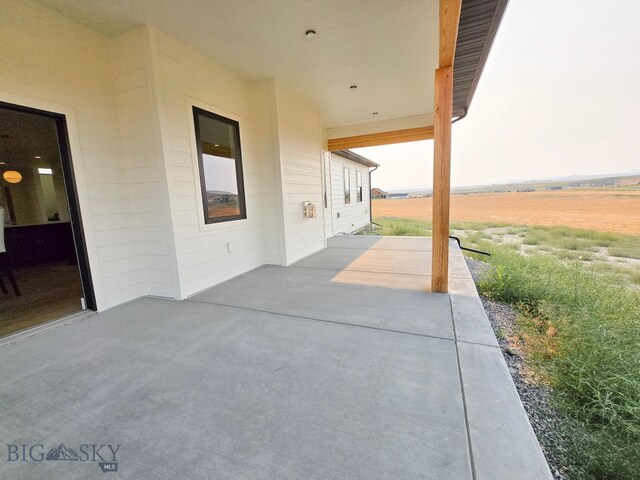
[152,30,279,297]
[0,2,328,309]
[111,28,178,299]
[274,86,325,264]
[329,153,372,234]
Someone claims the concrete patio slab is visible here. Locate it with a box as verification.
[327,235,432,251]
[294,246,430,275]
[191,265,454,339]
[294,244,471,279]
[457,342,552,479]
[0,235,551,480]
[449,277,499,347]
[328,269,431,291]
[1,298,471,480]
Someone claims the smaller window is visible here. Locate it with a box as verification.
[343,167,350,204]
[193,107,246,224]
[356,171,363,202]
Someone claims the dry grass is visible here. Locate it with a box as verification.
[373,189,640,235]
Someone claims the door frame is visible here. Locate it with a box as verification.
[0,100,97,311]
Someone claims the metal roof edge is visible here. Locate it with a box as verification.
[454,0,510,117]
[332,150,379,168]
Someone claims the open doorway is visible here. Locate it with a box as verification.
[0,102,95,337]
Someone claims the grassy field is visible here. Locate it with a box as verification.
[372,189,640,235]
[361,217,640,478]
[364,217,640,287]
[450,174,640,194]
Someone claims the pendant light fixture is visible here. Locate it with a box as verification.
[1,135,21,184]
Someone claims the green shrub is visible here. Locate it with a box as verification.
[629,270,640,286]
[363,217,432,237]
[557,250,593,261]
[462,231,489,246]
[520,226,638,255]
[608,246,640,260]
[477,245,640,479]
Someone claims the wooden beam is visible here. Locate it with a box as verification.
[439,0,462,67]
[431,66,453,293]
[327,126,434,151]
[431,0,460,293]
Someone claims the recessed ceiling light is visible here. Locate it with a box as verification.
[350,85,358,89]
[38,167,53,175]
[34,155,41,159]
[305,30,316,38]
[214,144,219,147]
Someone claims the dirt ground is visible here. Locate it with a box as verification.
[373,189,640,235]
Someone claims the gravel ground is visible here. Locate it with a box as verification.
[465,257,570,480]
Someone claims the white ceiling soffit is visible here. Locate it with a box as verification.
[36,0,439,129]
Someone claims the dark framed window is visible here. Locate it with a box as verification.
[356,171,363,202]
[193,107,246,224]
[343,167,350,204]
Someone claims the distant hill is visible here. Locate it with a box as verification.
[384,171,640,196]
[453,173,640,195]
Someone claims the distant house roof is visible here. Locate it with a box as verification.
[371,188,387,196]
[332,150,379,168]
[453,0,509,117]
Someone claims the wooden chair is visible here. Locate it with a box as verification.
[0,206,19,296]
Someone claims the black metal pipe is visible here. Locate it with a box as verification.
[449,236,491,256]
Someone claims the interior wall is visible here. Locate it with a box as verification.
[0,165,71,225]
[0,0,139,309]
[51,165,70,222]
[0,112,73,226]
[40,173,57,219]
[2,167,41,225]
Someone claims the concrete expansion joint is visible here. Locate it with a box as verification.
[185,297,456,342]
[449,295,478,480]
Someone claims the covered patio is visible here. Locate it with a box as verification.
[0,236,551,479]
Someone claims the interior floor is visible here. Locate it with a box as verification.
[0,260,83,337]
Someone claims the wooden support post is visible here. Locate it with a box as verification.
[431,66,453,292]
[431,0,461,293]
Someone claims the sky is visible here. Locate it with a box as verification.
[354,0,640,190]
[204,154,238,194]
